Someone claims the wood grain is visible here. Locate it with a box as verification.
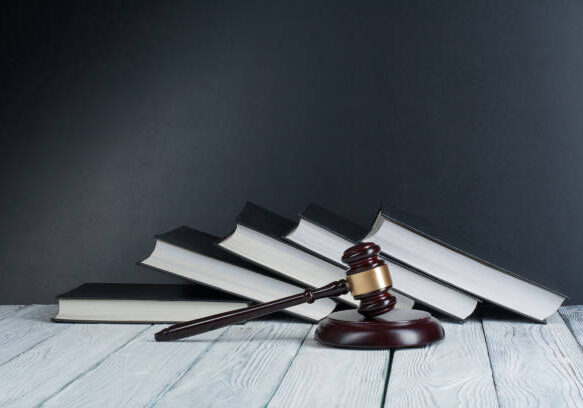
[42,325,226,407]
[483,312,583,407]
[560,306,583,348]
[0,305,68,366]
[385,318,497,407]
[3,304,583,407]
[0,322,148,407]
[0,305,24,321]
[155,321,312,408]
[267,326,389,408]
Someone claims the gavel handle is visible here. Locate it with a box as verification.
[155,279,349,342]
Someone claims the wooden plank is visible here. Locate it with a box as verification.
[0,305,25,321]
[42,325,226,407]
[384,318,498,408]
[155,320,312,408]
[0,323,148,407]
[267,326,389,408]
[560,306,583,348]
[0,305,68,366]
[483,312,583,407]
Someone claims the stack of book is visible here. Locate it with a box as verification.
[55,202,566,324]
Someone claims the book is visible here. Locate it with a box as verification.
[364,210,567,321]
[285,204,479,320]
[53,283,251,323]
[139,226,336,321]
[218,202,415,309]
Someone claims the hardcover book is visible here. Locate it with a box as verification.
[139,227,336,322]
[218,202,415,309]
[365,210,566,321]
[54,283,251,323]
[285,204,478,320]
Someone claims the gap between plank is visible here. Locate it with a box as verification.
[146,326,231,407]
[559,309,583,355]
[263,324,313,408]
[379,349,393,408]
[479,314,501,408]
[0,329,65,369]
[37,324,152,407]
[0,305,27,322]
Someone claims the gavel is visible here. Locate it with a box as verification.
[155,243,444,348]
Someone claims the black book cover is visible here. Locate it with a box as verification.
[231,201,345,268]
[374,208,567,300]
[299,203,368,242]
[138,226,303,295]
[148,226,295,277]
[234,201,296,239]
[57,283,249,303]
[295,203,470,294]
[296,203,412,271]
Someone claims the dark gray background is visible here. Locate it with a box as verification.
[2,1,582,304]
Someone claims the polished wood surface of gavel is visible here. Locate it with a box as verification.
[155,242,444,348]
[155,279,348,341]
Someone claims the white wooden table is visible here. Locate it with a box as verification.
[1,305,582,407]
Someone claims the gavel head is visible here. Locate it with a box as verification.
[342,242,396,318]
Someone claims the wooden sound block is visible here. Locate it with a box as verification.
[315,308,445,349]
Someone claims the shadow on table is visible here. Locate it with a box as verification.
[475,303,546,324]
[146,312,314,343]
[148,304,551,343]
[414,303,544,324]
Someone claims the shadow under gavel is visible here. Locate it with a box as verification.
[155,243,444,348]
